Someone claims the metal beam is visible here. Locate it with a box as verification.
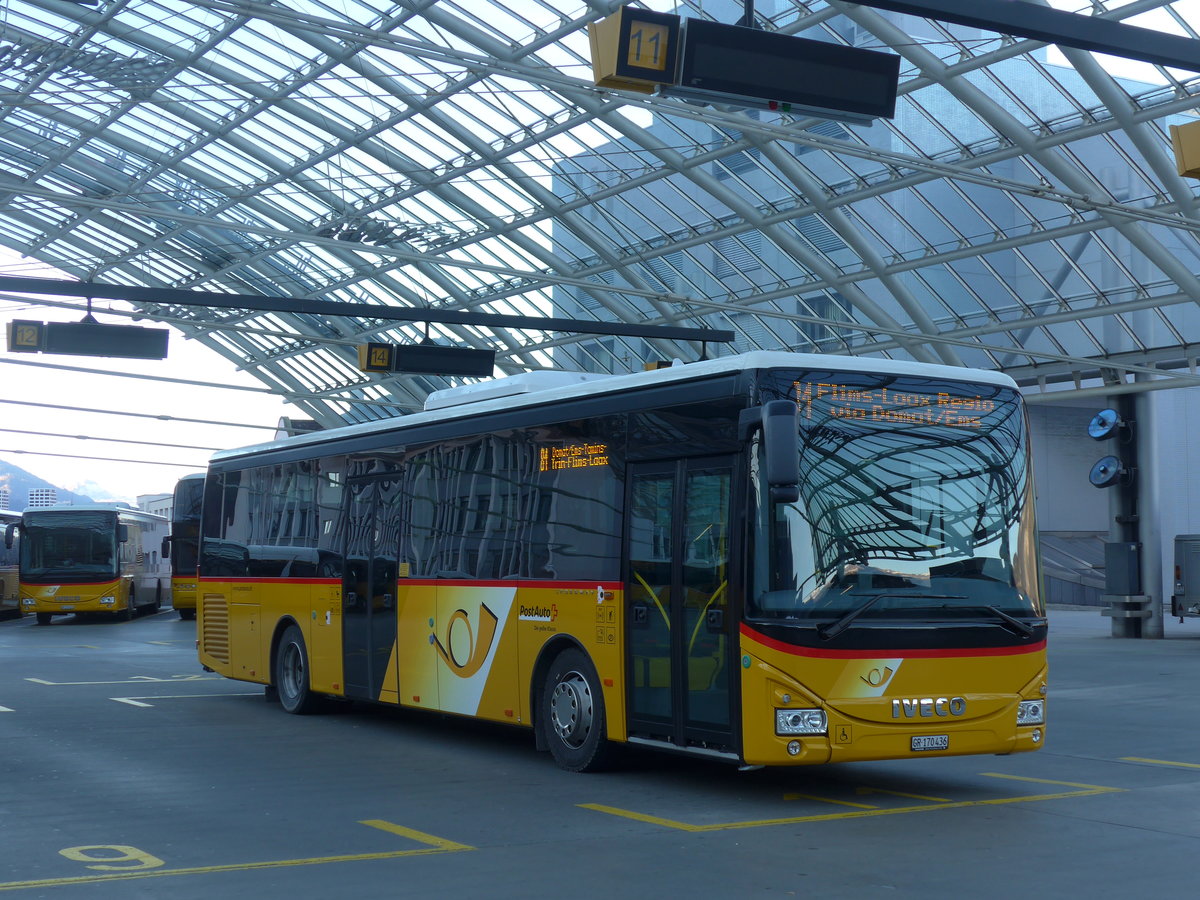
[846,0,1200,71]
[0,276,735,344]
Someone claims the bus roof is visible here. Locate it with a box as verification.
[210,350,1020,464]
[22,504,167,523]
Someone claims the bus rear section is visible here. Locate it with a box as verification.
[13,506,169,624]
[166,474,204,621]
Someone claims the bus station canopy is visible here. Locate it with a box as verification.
[0,0,1199,426]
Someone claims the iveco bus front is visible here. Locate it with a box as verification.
[739,368,1046,766]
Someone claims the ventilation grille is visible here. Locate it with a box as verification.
[201,594,230,664]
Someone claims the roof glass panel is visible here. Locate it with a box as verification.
[2,0,1200,423]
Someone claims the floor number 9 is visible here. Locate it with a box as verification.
[60,845,165,871]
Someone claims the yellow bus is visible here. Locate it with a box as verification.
[6,505,169,625]
[197,352,1047,771]
[163,473,204,621]
[0,510,20,620]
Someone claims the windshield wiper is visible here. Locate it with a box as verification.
[966,604,1038,639]
[817,593,885,641]
[816,592,968,641]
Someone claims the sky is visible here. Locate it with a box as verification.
[0,252,308,506]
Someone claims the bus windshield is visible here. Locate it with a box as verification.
[751,372,1041,623]
[21,511,119,579]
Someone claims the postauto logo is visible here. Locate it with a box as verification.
[518,603,558,623]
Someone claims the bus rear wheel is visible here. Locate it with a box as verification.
[275,624,319,715]
[540,647,610,772]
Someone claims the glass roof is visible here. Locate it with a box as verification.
[1,0,1199,427]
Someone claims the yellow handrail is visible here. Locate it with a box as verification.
[688,579,727,656]
[633,570,671,629]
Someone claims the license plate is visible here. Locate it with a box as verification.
[911,734,949,752]
[60,605,75,611]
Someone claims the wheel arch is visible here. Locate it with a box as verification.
[268,615,305,687]
[529,635,591,752]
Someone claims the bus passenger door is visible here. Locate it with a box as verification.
[626,457,737,754]
[341,475,402,701]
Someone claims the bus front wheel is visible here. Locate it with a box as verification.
[275,624,319,715]
[539,647,610,772]
[35,612,51,626]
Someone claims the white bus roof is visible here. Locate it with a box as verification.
[211,351,1019,464]
[24,504,167,522]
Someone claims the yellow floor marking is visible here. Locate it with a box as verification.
[856,786,951,803]
[980,773,1116,789]
[1120,757,1200,770]
[581,775,1122,832]
[0,823,473,893]
[359,820,474,852]
[784,792,877,809]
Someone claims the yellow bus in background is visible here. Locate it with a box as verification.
[0,510,20,620]
[164,473,204,621]
[197,352,1047,771]
[6,505,169,625]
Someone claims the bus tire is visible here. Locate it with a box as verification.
[153,584,162,611]
[179,608,196,621]
[35,612,52,626]
[540,647,611,772]
[275,624,319,715]
[121,589,135,621]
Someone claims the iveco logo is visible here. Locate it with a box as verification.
[891,697,967,718]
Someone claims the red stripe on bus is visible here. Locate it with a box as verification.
[196,576,623,590]
[740,623,1046,659]
[197,577,340,585]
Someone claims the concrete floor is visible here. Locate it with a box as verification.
[2,605,1198,898]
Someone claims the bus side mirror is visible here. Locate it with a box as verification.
[762,400,800,503]
[118,524,129,543]
[161,535,172,559]
[3,522,16,550]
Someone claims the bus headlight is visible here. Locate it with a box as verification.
[99,596,116,606]
[21,598,34,607]
[776,708,827,735]
[1017,699,1045,726]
